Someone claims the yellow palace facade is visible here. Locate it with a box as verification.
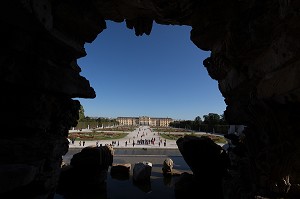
[116,116,173,127]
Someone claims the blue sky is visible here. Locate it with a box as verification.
[76,21,226,121]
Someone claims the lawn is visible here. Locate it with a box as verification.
[68,131,128,141]
[159,132,227,144]
[100,126,135,131]
[152,127,192,133]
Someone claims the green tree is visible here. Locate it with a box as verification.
[219,113,227,125]
[192,116,202,131]
[194,116,202,124]
[78,105,85,121]
[203,113,220,125]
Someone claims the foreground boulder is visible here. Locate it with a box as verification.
[162,158,174,176]
[110,163,131,180]
[176,135,230,198]
[57,145,114,193]
[70,145,114,169]
[133,161,152,183]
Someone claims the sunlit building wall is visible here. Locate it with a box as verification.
[116,116,173,127]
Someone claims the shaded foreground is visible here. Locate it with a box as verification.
[55,148,192,199]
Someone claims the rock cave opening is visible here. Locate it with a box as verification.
[76,20,225,121]
[1,1,300,199]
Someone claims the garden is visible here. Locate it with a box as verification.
[68,131,128,141]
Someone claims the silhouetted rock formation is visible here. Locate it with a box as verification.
[57,146,113,194]
[110,163,131,180]
[1,0,300,198]
[176,135,229,198]
[162,158,174,176]
[133,161,152,183]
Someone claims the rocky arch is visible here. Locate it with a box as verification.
[1,0,300,198]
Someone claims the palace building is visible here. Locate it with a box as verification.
[116,116,173,127]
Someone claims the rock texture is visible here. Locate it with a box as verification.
[176,135,229,198]
[57,146,113,195]
[1,0,300,198]
[133,161,152,183]
[162,157,174,176]
[110,163,131,180]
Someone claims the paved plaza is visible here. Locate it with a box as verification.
[68,126,179,149]
[68,126,225,149]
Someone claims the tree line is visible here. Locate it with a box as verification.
[169,113,229,134]
[74,105,119,129]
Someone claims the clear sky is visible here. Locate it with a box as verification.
[76,21,226,121]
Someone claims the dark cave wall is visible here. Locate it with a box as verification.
[0,1,97,198]
[1,0,300,198]
[191,1,300,197]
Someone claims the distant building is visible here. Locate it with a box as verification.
[116,116,173,127]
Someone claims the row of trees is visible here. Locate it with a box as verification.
[169,113,229,134]
[75,105,119,129]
